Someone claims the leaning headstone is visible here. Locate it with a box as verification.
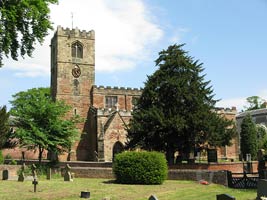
[31,164,37,178]
[216,194,236,200]
[64,164,73,181]
[257,179,267,200]
[47,168,51,180]
[18,163,26,182]
[148,195,158,200]
[2,170,8,180]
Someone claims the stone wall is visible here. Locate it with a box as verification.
[64,167,228,186]
[0,165,20,180]
[169,161,259,173]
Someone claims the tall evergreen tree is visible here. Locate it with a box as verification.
[127,44,235,164]
[240,114,258,160]
[0,105,10,148]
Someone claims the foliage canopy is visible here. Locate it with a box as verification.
[10,87,79,163]
[0,0,58,66]
[244,96,266,111]
[127,44,236,164]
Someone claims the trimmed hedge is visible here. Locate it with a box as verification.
[113,151,168,185]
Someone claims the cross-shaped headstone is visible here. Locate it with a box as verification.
[32,178,38,193]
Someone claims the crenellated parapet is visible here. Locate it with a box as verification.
[56,25,95,40]
[215,106,237,115]
[92,85,142,95]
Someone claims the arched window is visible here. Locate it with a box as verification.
[71,41,83,58]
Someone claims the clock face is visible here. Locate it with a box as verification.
[72,65,81,78]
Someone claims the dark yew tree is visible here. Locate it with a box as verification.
[126,44,236,164]
[240,114,258,160]
[0,105,10,148]
[0,0,58,66]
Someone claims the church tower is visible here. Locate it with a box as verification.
[50,26,95,160]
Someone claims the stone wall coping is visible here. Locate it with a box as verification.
[97,109,132,116]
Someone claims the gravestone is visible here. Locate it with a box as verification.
[80,191,90,198]
[32,178,38,192]
[47,168,51,180]
[31,164,38,192]
[18,163,26,182]
[31,164,37,178]
[216,194,236,200]
[64,164,73,181]
[257,179,267,200]
[2,170,8,180]
[148,195,158,200]
[207,149,218,163]
[258,149,267,179]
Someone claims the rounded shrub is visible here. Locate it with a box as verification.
[113,151,168,185]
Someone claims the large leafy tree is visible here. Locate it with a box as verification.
[0,105,10,148]
[244,96,266,111]
[10,87,79,163]
[127,44,235,164]
[240,114,258,160]
[0,0,58,67]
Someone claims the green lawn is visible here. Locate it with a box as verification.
[0,178,256,200]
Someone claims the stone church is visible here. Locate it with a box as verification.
[50,26,141,162]
[3,26,239,162]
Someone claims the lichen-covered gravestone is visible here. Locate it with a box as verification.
[18,163,26,182]
[47,168,51,180]
[64,164,73,181]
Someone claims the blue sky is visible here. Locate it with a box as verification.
[1,0,267,111]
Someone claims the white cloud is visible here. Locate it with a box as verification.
[4,0,163,77]
[216,90,267,112]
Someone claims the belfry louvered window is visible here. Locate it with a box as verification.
[71,41,83,58]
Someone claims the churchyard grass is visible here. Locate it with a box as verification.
[0,178,256,200]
